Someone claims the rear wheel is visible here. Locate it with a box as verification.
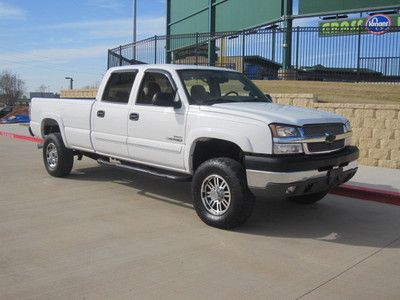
[287,191,328,204]
[43,133,74,177]
[192,158,254,229]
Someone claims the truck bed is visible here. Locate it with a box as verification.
[30,97,96,151]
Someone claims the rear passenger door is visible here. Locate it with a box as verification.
[91,70,137,158]
[127,70,187,171]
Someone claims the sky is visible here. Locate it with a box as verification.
[0,0,166,94]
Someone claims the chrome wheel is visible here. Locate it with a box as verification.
[46,142,58,169]
[201,174,231,216]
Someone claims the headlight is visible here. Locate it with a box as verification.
[273,143,303,154]
[269,124,301,137]
[344,120,352,132]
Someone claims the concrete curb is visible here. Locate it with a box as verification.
[0,130,43,143]
[331,184,400,206]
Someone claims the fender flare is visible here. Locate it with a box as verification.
[40,113,70,148]
[184,128,253,172]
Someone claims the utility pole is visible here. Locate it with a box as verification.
[65,77,73,90]
[282,0,293,70]
[133,0,137,60]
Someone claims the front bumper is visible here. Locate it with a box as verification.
[245,146,359,197]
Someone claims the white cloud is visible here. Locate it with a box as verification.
[87,0,124,12]
[0,44,110,66]
[88,17,166,39]
[39,16,166,37]
[0,1,25,19]
[18,16,165,41]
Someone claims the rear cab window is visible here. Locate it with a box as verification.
[102,71,137,104]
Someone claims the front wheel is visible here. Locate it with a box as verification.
[287,191,328,204]
[43,133,74,177]
[192,158,254,229]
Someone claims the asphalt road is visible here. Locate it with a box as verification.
[1,127,400,299]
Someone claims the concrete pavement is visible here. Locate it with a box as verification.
[1,125,400,299]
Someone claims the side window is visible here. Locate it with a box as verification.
[102,71,136,104]
[137,72,174,105]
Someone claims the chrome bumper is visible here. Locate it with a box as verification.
[246,160,358,190]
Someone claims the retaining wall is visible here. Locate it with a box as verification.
[271,94,400,169]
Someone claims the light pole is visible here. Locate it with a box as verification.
[133,0,137,60]
[65,77,73,90]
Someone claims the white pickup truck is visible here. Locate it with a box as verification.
[30,65,359,228]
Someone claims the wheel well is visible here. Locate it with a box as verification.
[192,139,244,172]
[42,118,60,136]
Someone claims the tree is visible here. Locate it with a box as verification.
[37,85,48,93]
[0,70,25,106]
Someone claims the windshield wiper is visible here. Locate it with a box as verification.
[199,98,237,105]
[241,98,268,103]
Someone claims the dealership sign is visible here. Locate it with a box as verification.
[320,14,399,36]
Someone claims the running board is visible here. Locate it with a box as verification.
[97,159,192,182]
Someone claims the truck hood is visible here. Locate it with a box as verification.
[199,102,347,126]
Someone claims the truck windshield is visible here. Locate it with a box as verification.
[178,69,271,105]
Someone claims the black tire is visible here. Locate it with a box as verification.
[192,158,254,229]
[287,191,328,204]
[42,133,74,177]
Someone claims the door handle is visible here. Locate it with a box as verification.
[129,113,139,121]
[97,110,105,118]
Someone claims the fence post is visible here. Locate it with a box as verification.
[242,31,246,74]
[107,49,111,69]
[271,28,276,62]
[119,45,122,66]
[195,32,199,65]
[356,27,362,82]
[295,27,300,70]
[154,35,158,64]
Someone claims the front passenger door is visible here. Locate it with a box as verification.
[127,70,187,171]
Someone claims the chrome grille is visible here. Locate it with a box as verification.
[302,123,344,137]
[302,123,346,154]
[306,140,345,153]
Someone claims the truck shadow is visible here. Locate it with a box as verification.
[68,165,400,249]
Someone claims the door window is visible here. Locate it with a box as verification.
[137,72,174,105]
[102,71,136,104]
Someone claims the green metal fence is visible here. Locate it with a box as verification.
[108,26,400,82]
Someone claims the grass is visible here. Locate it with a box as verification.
[253,80,400,104]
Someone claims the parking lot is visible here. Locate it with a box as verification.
[1,125,400,299]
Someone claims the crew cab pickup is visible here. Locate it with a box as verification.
[30,65,359,228]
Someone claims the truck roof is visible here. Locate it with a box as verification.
[108,64,239,73]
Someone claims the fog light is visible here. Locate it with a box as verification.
[273,143,303,154]
[286,185,296,194]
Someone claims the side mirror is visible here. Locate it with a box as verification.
[265,94,273,102]
[152,92,181,109]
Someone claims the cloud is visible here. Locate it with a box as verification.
[88,17,166,39]
[29,16,166,39]
[0,44,111,66]
[87,0,124,12]
[0,1,25,19]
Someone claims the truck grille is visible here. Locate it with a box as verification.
[303,123,344,136]
[306,140,345,153]
[303,123,346,154]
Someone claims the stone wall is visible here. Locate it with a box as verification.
[271,94,400,169]
[60,89,400,169]
[60,89,97,99]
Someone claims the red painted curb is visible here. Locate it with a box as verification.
[0,130,43,143]
[330,184,400,206]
